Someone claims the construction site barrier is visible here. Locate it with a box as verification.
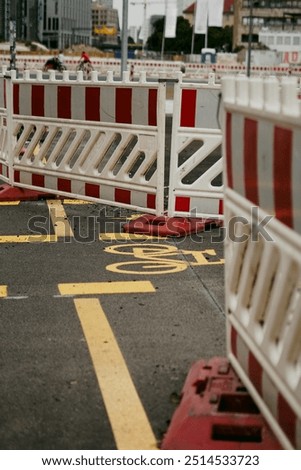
[2,55,300,80]
[168,72,223,219]
[222,74,301,449]
[3,69,166,215]
[0,69,224,228]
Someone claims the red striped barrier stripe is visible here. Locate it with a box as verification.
[174,195,222,215]
[225,111,300,233]
[14,170,156,209]
[230,325,300,449]
[180,87,221,129]
[13,83,158,126]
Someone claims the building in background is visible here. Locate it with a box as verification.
[259,29,301,64]
[42,0,91,49]
[0,0,92,49]
[0,0,32,42]
[129,25,139,43]
[91,1,119,48]
[93,0,113,7]
[233,0,301,50]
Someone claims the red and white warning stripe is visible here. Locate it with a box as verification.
[224,76,301,449]
[167,79,223,219]
[179,87,221,129]
[13,170,157,211]
[225,111,301,234]
[230,325,301,449]
[173,194,223,217]
[13,83,158,126]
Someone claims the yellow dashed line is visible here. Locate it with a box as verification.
[0,235,57,243]
[74,297,157,450]
[62,199,90,204]
[0,201,20,206]
[0,285,8,297]
[126,214,145,220]
[99,233,165,241]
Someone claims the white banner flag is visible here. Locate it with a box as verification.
[194,0,209,34]
[165,0,177,38]
[208,0,224,27]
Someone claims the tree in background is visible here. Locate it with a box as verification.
[147,17,232,55]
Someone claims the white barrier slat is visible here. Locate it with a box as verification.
[0,76,6,108]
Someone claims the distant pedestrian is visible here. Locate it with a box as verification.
[58,50,64,66]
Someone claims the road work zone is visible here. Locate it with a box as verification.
[0,197,225,449]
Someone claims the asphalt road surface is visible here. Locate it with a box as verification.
[0,190,225,450]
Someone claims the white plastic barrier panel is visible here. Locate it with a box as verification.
[5,70,166,215]
[222,75,301,449]
[168,73,223,219]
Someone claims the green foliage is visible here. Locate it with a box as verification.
[146,17,233,54]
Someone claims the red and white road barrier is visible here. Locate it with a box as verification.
[222,75,301,449]
[168,72,223,219]
[3,69,166,215]
[2,56,300,80]
[14,70,158,126]
[0,69,225,228]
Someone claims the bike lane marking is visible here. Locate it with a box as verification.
[58,280,157,450]
[104,244,224,275]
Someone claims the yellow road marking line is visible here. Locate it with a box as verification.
[0,235,57,243]
[59,280,156,296]
[126,214,145,220]
[47,199,74,238]
[0,201,20,206]
[99,233,165,241]
[63,199,90,204]
[74,297,157,450]
[0,285,8,297]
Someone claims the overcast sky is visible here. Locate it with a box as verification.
[113,0,166,30]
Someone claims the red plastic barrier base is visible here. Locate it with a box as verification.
[123,214,221,237]
[161,357,282,450]
[0,184,56,202]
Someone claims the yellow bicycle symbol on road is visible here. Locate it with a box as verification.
[105,244,224,275]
